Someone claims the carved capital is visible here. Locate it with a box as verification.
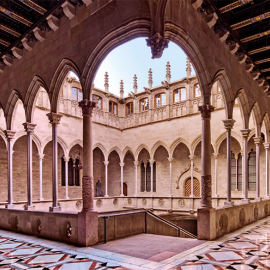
[134,161,139,166]
[46,112,62,126]
[212,153,220,159]
[23,122,36,134]
[78,99,96,116]
[146,33,169,59]
[103,161,109,166]
[222,119,235,131]
[38,154,45,160]
[63,156,70,162]
[253,136,262,145]
[201,175,212,208]
[198,105,214,119]
[167,157,174,163]
[264,142,270,150]
[119,163,125,167]
[240,129,250,140]
[188,155,195,160]
[4,130,15,140]
[149,159,155,165]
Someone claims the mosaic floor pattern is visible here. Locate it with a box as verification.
[174,220,270,270]
[0,236,128,270]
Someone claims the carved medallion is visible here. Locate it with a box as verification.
[142,198,147,206]
[159,198,164,206]
[96,199,102,207]
[178,199,185,207]
[76,200,82,210]
[113,198,118,205]
[128,198,132,205]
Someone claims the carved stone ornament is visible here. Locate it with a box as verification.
[144,87,151,94]
[178,199,185,207]
[66,221,72,238]
[82,176,93,210]
[159,198,164,206]
[146,33,169,59]
[161,80,170,90]
[4,130,16,140]
[128,198,132,205]
[113,198,118,205]
[46,112,62,126]
[96,199,102,207]
[23,122,36,134]
[37,218,41,233]
[142,198,147,205]
[78,100,96,116]
[76,200,82,210]
[198,105,215,119]
[201,175,212,208]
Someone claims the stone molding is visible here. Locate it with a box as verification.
[46,112,62,126]
[222,119,235,130]
[198,105,214,119]
[240,129,250,140]
[78,100,96,116]
[149,159,155,165]
[167,157,174,163]
[212,153,220,159]
[253,136,262,145]
[264,142,270,150]
[4,130,16,140]
[133,161,139,166]
[119,163,125,167]
[63,156,70,162]
[103,161,109,166]
[23,122,36,134]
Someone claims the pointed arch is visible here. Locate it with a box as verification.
[108,146,122,162]
[170,137,191,158]
[24,75,49,123]
[49,58,81,113]
[216,131,243,153]
[234,88,250,129]
[135,144,151,161]
[93,142,108,160]
[191,135,217,155]
[0,126,7,148]
[41,135,68,157]
[122,146,135,161]
[5,89,24,130]
[151,140,169,159]
[68,139,83,156]
[247,128,255,142]
[262,113,270,142]
[249,102,262,137]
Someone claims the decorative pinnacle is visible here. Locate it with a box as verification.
[120,80,124,98]
[148,68,153,89]
[186,58,192,78]
[133,74,138,93]
[104,72,109,92]
[166,61,171,83]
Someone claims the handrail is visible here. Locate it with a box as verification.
[99,210,145,218]
[147,211,197,239]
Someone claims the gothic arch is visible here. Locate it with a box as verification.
[216,131,243,153]
[234,88,250,129]
[0,127,7,148]
[93,142,108,161]
[151,140,169,159]
[191,135,217,155]
[5,89,24,130]
[49,58,81,113]
[262,113,270,142]
[41,135,68,157]
[135,144,151,161]
[248,128,255,142]
[24,75,49,123]
[68,139,83,156]
[170,137,191,158]
[108,146,122,162]
[122,146,135,161]
[249,102,262,137]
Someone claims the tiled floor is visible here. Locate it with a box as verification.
[1,216,270,269]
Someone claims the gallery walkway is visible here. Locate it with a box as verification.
[0,216,270,269]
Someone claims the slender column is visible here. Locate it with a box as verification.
[188,155,195,197]
[72,158,76,185]
[23,122,36,210]
[144,162,147,191]
[254,137,262,201]
[212,153,219,197]
[78,100,96,212]
[63,157,69,199]
[223,119,235,206]
[240,129,250,203]
[241,151,244,195]
[38,154,45,200]
[168,157,174,197]
[4,130,16,209]
[104,161,109,197]
[198,104,214,208]
[46,112,62,212]
[120,163,125,196]
[235,154,239,190]
[264,143,270,199]
[149,159,155,196]
[134,161,139,196]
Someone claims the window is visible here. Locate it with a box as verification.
[140,98,149,112]
[61,157,65,186]
[194,84,201,97]
[237,153,242,191]
[248,150,256,191]
[61,157,81,187]
[155,93,166,107]
[126,102,134,116]
[231,152,236,191]
[71,87,83,102]
[174,88,186,102]
[109,101,118,115]
[184,178,200,197]
[68,158,74,186]
[92,94,102,109]
[140,161,156,192]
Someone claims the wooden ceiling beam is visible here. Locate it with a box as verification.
[18,0,47,15]
[219,0,253,14]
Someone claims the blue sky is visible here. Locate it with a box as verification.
[93,38,195,96]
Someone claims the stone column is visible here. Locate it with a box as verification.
[254,137,262,201]
[63,157,69,199]
[72,158,76,185]
[264,143,270,199]
[120,163,125,196]
[4,130,16,209]
[149,159,155,196]
[188,155,195,197]
[134,161,139,196]
[168,157,174,197]
[38,154,44,201]
[240,129,250,203]
[235,154,239,191]
[104,161,109,197]
[198,104,214,208]
[144,162,147,191]
[46,112,62,212]
[78,99,98,246]
[223,119,235,206]
[212,153,219,197]
[23,122,36,210]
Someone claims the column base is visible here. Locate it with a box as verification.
[49,206,61,212]
[5,204,15,209]
[189,194,195,198]
[24,205,35,210]
[65,196,69,200]
[224,201,234,207]
[241,199,250,204]
[255,197,262,202]
[120,194,124,197]
[38,198,44,201]
[104,195,109,197]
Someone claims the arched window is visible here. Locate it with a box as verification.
[231,152,236,191]
[92,94,102,109]
[140,98,149,112]
[155,93,166,107]
[109,101,118,115]
[71,87,83,102]
[237,153,242,191]
[194,84,201,98]
[185,178,200,197]
[174,88,186,102]
[248,149,256,191]
[126,102,134,116]
[141,161,145,192]
[140,161,156,192]
[68,158,74,186]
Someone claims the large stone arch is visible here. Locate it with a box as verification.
[93,142,108,161]
[49,58,81,113]
[135,144,151,161]
[122,146,135,161]
[249,102,262,137]
[216,131,243,153]
[234,89,250,129]
[151,140,169,160]
[262,113,270,142]
[24,75,49,123]
[41,135,68,157]
[108,146,122,163]
[68,139,83,157]
[191,135,217,155]
[170,137,191,158]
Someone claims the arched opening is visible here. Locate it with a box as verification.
[138,148,151,193]
[93,147,105,197]
[185,177,200,197]
[123,151,135,196]
[108,150,121,196]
